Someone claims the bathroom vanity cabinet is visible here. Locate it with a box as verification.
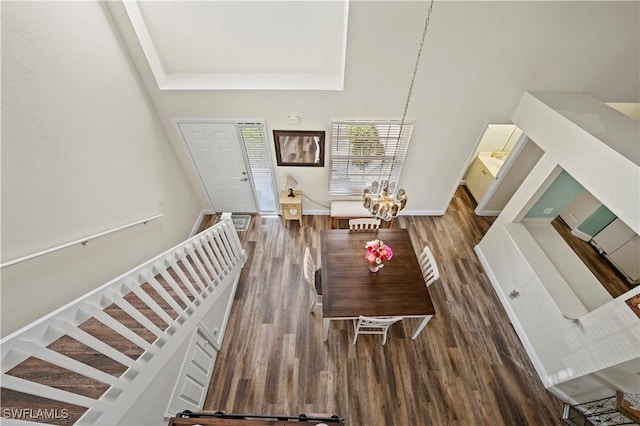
[465,153,505,203]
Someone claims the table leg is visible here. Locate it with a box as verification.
[411,315,433,340]
[322,318,330,342]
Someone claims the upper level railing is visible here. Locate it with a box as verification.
[0,217,246,425]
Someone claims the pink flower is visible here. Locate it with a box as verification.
[364,239,393,265]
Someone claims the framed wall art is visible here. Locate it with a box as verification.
[273,130,325,167]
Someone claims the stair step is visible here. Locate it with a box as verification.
[47,335,128,377]
[166,265,197,301]
[153,273,188,310]
[103,303,157,344]
[140,282,179,319]
[5,357,109,399]
[123,291,169,331]
[78,317,144,360]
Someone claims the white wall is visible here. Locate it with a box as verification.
[106,1,640,215]
[1,2,201,336]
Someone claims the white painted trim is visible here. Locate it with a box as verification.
[474,131,529,215]
[122,1,166,89]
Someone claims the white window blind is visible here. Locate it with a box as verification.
[329,120,414,196]
[238,124,277,213]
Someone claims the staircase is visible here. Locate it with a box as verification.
[0,218,246,425]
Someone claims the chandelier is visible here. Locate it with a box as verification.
[363,1,434,221]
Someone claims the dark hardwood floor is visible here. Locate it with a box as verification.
[201,187,565,425]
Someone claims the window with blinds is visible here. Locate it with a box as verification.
[329,120,414,195]
[238,124,277,213]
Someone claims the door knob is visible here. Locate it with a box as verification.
[240,177,249,182]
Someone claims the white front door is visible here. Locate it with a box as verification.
[179,122,257,213]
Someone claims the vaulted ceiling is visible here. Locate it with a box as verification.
[120,1,349,90]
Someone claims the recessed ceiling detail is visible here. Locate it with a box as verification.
[123,1,349,91]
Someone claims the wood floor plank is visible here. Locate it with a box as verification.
[202,186,565,425]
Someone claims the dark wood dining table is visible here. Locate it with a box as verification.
[320,228,436,342]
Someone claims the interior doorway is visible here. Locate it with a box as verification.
[464,123,543,216]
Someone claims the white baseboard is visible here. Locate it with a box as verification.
[190,209,215,237]
[571,228,592,242]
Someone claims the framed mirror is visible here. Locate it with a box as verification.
[273,130,325,167]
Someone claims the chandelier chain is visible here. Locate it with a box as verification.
[399,0,435,134]
[363,1,434,222]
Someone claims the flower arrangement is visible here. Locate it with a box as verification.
[365,239,393,272]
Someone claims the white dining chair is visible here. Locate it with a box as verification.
[418,245,440,287]
[348,218,381,231]
[352,315,403,345]
[303,247,322,313]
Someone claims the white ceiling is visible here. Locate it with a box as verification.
[124,0,349,90]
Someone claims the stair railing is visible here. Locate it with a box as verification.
[0,217,246,425]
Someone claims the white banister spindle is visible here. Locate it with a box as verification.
[167,257,205,304]
[143,272,187,318]
[79,305,155,354]
[156,267,197,309]
[176,250,209,294]
[122,278,176,328]
[185,245,215,290]
[101,290,166,343]
[190,244,215,288]
[194,244,219,288]
[221,221,243,259]
[215,229,234,268]
[210,232,232,274]
[201,237,225,283]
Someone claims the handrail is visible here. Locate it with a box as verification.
[0,213,164,269]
